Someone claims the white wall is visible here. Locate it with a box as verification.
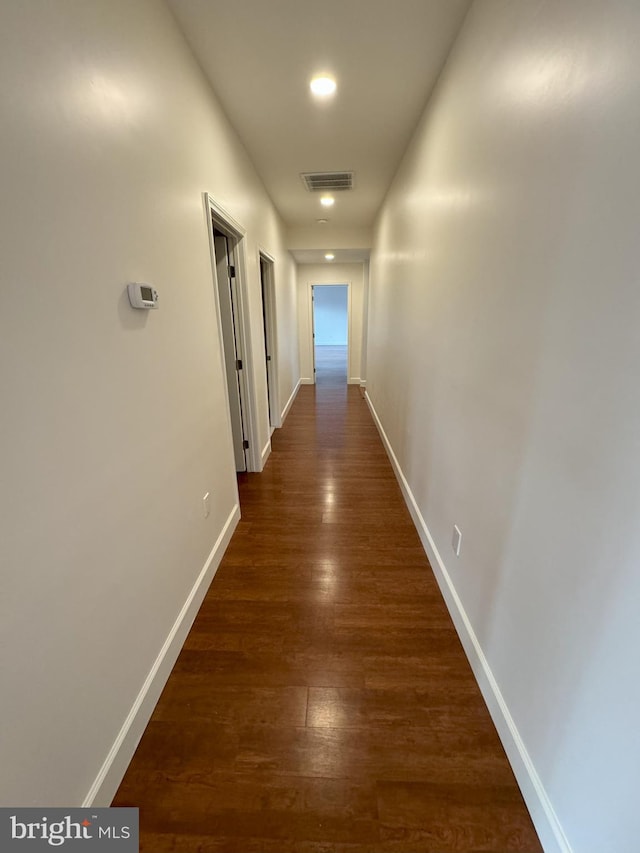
[297,263,366,384]
[0,0,298,807]
[273,257,300,424]
[313,285,348,345]
[367,2,640,851]
[287,225,372,251]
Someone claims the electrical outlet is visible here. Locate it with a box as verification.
[202,492,210,518]
[452,525,462,557]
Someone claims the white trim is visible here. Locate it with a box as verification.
[83,504,240,807]
[202,196,242,483]
[206,195,246,237]
[261,438,271,467]
[281,378,301,422]
[360,259,370,385]
[230,236,258,471]
[300,378,314,385]
[347,377,362,385]
[258,248,281,430]
[307,284,315,380]
[364,390,571,853]
[260,249,275,263]
[204,192,261,473]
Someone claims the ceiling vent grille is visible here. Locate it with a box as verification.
[301,171,354,192]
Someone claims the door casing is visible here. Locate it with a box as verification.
[259,250,280,430]
[204,193,261,472]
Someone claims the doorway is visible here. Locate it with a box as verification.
[311,284,349,385]
[205,190,261,474]
[259,252,279,431]
[212,224,248,472]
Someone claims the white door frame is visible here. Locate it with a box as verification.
[258,248,281,430]
[307,281,352,383]
[214,230,247,471]
[204,192,260,472]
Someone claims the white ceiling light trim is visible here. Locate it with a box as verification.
[310,75,337,97]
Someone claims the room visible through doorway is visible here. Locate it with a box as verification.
[312,284,348,385]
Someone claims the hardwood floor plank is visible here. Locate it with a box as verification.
[138,833,382,853]
[234,725,510,783]
[306,687,493,729]
[113,376,541,851]
[171,649,365,689]
[152,683,308,727]
[124,775,379,846]
[377,780,541,852]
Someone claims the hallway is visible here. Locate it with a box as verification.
[113,378,541,852]
[5,2,640,846]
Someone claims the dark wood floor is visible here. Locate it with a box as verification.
[113,363,542,852]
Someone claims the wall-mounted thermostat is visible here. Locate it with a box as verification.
[127,282,159,309]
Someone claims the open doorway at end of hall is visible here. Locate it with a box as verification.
[312,284,349,385]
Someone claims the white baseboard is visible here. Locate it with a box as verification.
[281,379,302,421]
[347,377,362,385]
[300,377,314,386]
[261,439,271,468]
[83,503,241,807]
[364,391,571,853]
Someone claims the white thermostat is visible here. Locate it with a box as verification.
[127,282,159,309]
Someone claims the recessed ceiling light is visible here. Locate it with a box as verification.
[320,196,335,208]
[325,253,335,260]
[310,75,337,98]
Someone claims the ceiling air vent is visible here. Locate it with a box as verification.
[301,171,354,192]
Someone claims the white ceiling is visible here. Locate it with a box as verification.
[167,0,471,241]
[290,248,371,266]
